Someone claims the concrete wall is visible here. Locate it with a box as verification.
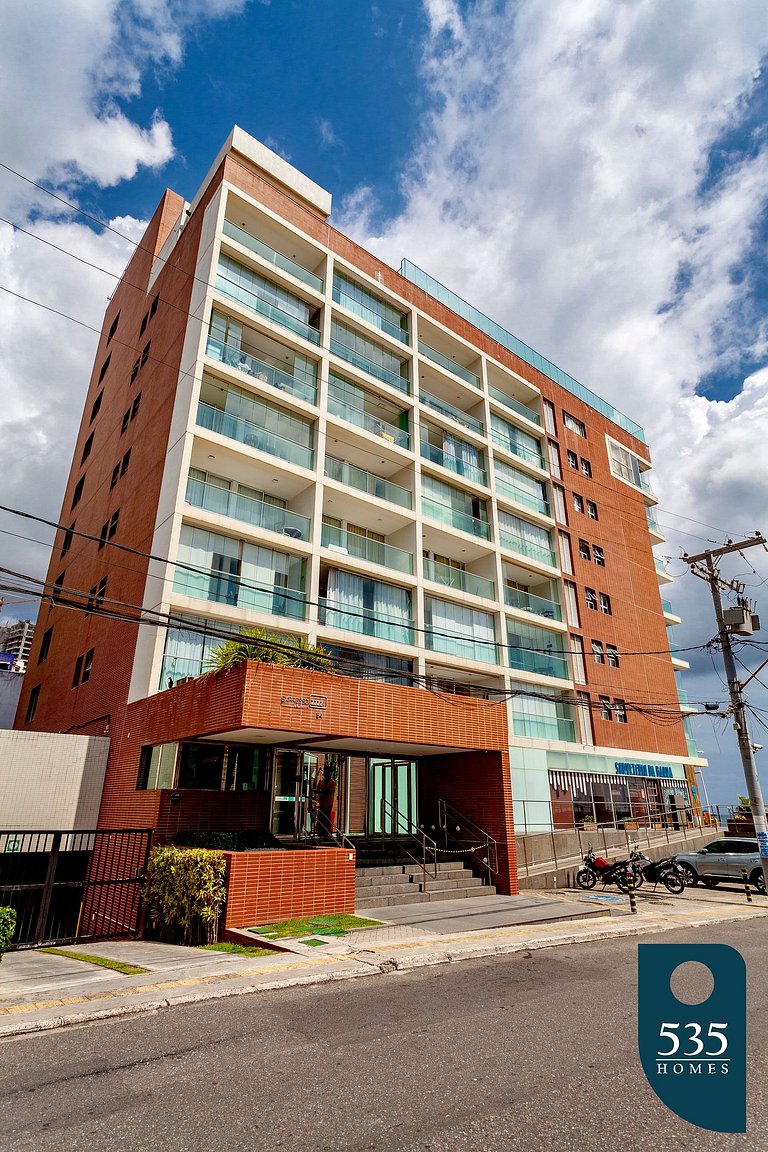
[0,730,110,830]
[0,671,22,729]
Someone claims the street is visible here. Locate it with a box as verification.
[0,919,765,1152]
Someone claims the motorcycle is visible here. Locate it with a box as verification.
[575,846,636,892]
[632,850,686,895]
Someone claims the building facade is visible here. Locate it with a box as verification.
[16,128,704,860]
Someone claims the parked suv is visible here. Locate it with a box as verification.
[676,837,765,894]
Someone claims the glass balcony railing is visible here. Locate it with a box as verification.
[425,630,500,665]
[161,655,203,686]
[503,585,562,622]
[421,390,483,434]
[655,557,670,577]
[330,337,410,394]
[662,598,677,615]
[678,689,690,704]
[320,599,413,644]
[495,476,550,517]
[332,285,409,344]
[507,645,570,680]
[222,220,323,292]
[324,455,412,509]
[513,714,576,741]
[499,529,556,567]
[205,336,317,404]
[216,271,321,346]
[185,477,311,540]
[419,341,481,389]
[421,497,491,540]
[487,384,541,426]
[327,391,410,449]
[420,441,487,486]
[196,402,315,470]
[423,559,495,600]
[491,429,545,470]
[173,568,307,620]
[321,522,413,574]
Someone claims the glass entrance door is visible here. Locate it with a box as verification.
[271,749,303,837]
[368,758,417,835]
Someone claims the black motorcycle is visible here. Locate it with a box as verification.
[631,849,686,895]
[575,846,636,892]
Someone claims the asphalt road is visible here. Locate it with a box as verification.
[0,920,765,1152]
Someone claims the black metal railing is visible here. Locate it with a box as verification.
[437,799,498,887]
[380,798,438,885]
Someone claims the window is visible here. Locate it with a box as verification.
[71,475,84,509]
[585,587,598,611]
[89,390,103,423]
[543,399,557,436]
[88,577,107,612]
[547,441,562,479]
[107,312,120,343]
[606,644,620,668]
[72,655,83,688]
[564,582,580,628]
[580,458,592,478]
[614,698,627,723]
[579,539,591,560]
[593,544,605,566]
[61,522,75,557]
[149,294,159,320]
[586,500,598,520]
[140,341,151,367]
[121,409,130,434]
[577,691,594,744]
[599,592,612,615]
[558,531,573,575]
[110,463,120,489]
[552,485,567,525]
[97,353,111,384]
[139,311,149,337]
[130,358,140,383]
[573,493,584,513]
[567,449,578,469]
[131,392,141,420]
[52,571,65,602]
[80,431,94,464]
[592,639,605,664]
[564,412,586,437]
[72,649,94,688]
[38,627,53,664]
[25,685,40,724]
[608,437,644,486]
[99,510,119,549]
[571,636,586,683]
[599,696,613,720]
[120,449,131,477]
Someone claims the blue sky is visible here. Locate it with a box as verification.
[2,0,768,806]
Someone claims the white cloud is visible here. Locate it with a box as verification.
[336,0,768,801]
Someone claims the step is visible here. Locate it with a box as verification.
[355,881,425,898]
[426,885,496,901]
[355,883,496,909]
[355,872,414,888]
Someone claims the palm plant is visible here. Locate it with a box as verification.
[204,627,334,674]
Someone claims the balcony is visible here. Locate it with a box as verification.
[321,522,413,574]
[421,497,491,540]
[418,341,480,389]
[330,321,410,394]
[185,476,311,540]
[327,389,410,450]
[425,629,500,665]
[205,336,317,405]
[420,440,487,486]
[222,220,323,292]
[320,599,413,644]
[173,567,307,620]
[196,402,314,470]
[507,644,570,680]
[423,558,495,600]
[332,277,408,344]
[216,259,321,346]
[512,714,576,741]
[504,585,562,622]
[495,475,550,517]
[499,528,556,568]
[490,425,545,470]
[487,384,541,426]
[324,456,412,509]
[421,390,483,435]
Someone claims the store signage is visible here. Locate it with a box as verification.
[615,760,674,779]
[280,694,328,711]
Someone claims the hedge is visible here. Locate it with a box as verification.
[0,906,17,958]
[143,847,227,946]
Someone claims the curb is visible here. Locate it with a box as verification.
[1,903,764,1038]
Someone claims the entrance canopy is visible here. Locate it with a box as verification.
[196,728,471,758]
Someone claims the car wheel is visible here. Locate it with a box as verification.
[750,869,767,896]
[679,864,698,886]
[702,877,720,888]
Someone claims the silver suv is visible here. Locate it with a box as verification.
[676,837,765,894]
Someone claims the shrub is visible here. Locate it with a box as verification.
[0,906,17,959]
[143,847,227,946]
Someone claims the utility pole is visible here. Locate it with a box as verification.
[683,535,768,893]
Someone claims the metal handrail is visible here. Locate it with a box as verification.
[437,799,498,887]
[311,808,356,854]
[380,798,438,885]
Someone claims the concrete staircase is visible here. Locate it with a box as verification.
[355,860,495,909]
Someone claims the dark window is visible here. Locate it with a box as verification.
[121,409,130,434]
[120,449,131,477]
[599,592,612,615]
[149,294,159,320]
[81,648,94,684]
[130,358,140,383]
[606,644,620,668]
[580,458,592,478]
[88,577,107,612]
[97,353,111,384]
[136,747,152,790]
[586,500,598,520]
[599,696,612,720]
[108,509,120,539]
[38,627,53,664]
[614,699,627,723]
[98,521,108,549]
[573,493,584,513]
[110,464,120,489]
[80,431,94,464]
[72,655,84,688]
[139,311,148,337]
[52,571,65,602]
[131,392,141,420]
[593,545,605,566]
[71,475,84,509]
[141,341,151,367]
[61,522,75,556]
[89,390,103,423]
[592,640,604,664]
[567,449,578,469]
[579,539,591,560]
[107,312,120,344]
[177,742,226,790]
[585,587,598,611]
[25,685,40,724]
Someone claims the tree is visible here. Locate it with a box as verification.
[204,627,334,674]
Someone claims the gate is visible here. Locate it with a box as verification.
[0,828,153,949]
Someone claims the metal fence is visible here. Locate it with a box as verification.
[0,828,152,949]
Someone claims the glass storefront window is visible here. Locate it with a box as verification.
[177,743,226,790]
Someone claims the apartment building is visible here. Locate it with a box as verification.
[16,128,703,870]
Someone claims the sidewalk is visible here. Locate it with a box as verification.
[0,887,764,1038]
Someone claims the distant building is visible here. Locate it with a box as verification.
[1,621,34,673]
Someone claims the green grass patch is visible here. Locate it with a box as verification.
[301,938,329,947]
[38,947,148,975]
[250,913,382,940]
[199,942,275,957]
